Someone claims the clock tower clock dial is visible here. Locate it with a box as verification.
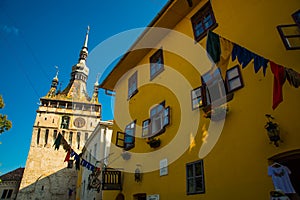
[74,117,86,128]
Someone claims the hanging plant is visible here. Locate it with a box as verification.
[146,138,161,148]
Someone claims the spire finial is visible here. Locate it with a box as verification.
[54,66,59,79]
[84,25,90,48]
[95,73,100,86]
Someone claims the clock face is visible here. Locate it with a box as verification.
[73,117,85,128]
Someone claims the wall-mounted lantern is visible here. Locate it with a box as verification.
[264,114,281,147]
[135,164,142,183]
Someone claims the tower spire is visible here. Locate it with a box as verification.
[79,26,90,62]
[83,25,90,48]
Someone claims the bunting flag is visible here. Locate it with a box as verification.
[270,61,286,110]
[53,133,62,150]
[206,31,299,110]
[53,133,102,172]
[285,68,300,88]
[218,36,233,78]
[64,150,71,162]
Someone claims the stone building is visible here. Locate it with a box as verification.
[17,27,101,200]
[0,167,24,199]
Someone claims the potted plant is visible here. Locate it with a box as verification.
[146,137,161,148]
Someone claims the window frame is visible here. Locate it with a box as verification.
[192,66,241,111]
[128,71,138,99]
[1,189,13,199]
[116,120,136,151]
[191,2,217,42]
[201,68,226,107]
[277,24,300,50]
[186,160,205,195]
[225,65,244,93]
[150,48,164,80]
[142,101,170,138]
[292,9,300,28]
[191,86,204,110]
[61,116,70,129]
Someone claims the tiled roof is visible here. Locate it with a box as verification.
[0,167,24,182]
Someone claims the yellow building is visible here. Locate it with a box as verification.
[99,0,300,199]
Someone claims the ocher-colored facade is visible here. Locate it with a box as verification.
[100,0,300,199]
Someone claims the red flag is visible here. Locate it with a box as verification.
[64,150,71,162]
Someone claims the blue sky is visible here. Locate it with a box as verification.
[0,0,168,175]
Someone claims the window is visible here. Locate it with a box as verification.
[277,24,300,50]
[37,128,41,145]
[61,116,70,129]
[116,121,136,150]
[85,132,89,142]
[1,189,13,199]
[53,130,57,141]
[225,65,244,93]
[191,2,217,42]
[77,132,81,149]
[150,48,164,80]
[191,86,204,110]
[142,101,170,138]
[62,130,65,138]
[45,129,49,145]
[186,160,205,195]
[192,67,242,110]
[292,9,300,28]
[202,68,226,107]
[128,71,138,99]
[69,132,73,145]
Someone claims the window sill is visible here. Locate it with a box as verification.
[127,89,138,100]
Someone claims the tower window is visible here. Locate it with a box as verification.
[77,132,81,149]
[85,133,89,142]
[53,130,57,141]
[69,132,73,145]
[45,129,49,145]
[62,130,65,138]
[61,116,70,129]
[37,128,41,145]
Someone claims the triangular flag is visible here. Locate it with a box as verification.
[53,133,62,150]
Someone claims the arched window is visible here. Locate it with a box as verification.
[53,130,57,141]
[45,129,49,145]
[85,133,89,142]
[37,128,41,145]
[69,132,73,145]
[77,132,81,149]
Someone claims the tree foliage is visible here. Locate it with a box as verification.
[0,95,12,134]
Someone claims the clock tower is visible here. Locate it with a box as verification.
[17,27,101,200]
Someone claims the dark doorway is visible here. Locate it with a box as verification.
[269,149,300,200]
